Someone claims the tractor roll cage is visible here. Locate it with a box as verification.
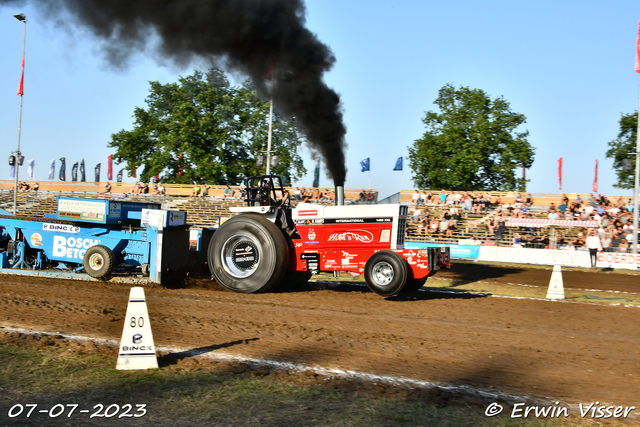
[243,175,289,209]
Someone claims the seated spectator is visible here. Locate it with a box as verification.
[515,193,524,206]
[141,183,149,194]
[445,220,456,237]
[462,194,473,212]
[558,201,568,215]
[540,234,550,248]
[130,183,141,194]
[327,190,335,202]
[547,207,559,220]
[191,185,201,197]
[438,219,449,237]
[427,218,440,235]
[610,231,622,251]
[312,188,322,201]
[439,190,447,205]
[298,188,309,202]
[411,190,420,206]
[199,184,209,197]
[572,233,585,249]
[409,208,423,221]
[450,208,461,226]
[31,182,39,193]
[513,232,522,246]
[618,238,629,253]
[151,185,161,195]
[294,187,302,200]
[157,184,165,195]
[524,193,534,206]
[104,182,112,193]
[416,215,431,235]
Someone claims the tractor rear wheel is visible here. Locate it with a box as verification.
[364,250,408,297]
[83,245,115,280]
[208,214,289,293]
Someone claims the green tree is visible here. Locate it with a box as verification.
[605,111,638,190]
[109,68,306,185]
[408,84,535,191]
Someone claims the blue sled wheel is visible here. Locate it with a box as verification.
[83,245,114,280]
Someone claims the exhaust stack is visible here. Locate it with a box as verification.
[335,186,344,206]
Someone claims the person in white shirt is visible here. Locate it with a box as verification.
[585,228,602,268]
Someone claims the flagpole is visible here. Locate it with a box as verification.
[13,13,26,215]
[632,82,640,255]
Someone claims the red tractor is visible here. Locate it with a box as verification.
[207,175,450,297]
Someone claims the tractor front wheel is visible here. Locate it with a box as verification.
[364,251,408,297]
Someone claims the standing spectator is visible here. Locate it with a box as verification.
[487,216,496,237]
[495,217,506,241]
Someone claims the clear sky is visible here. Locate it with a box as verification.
[0,0,638,200]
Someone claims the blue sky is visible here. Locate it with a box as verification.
[0,0,638,200]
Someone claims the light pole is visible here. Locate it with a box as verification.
[13,12,26,215]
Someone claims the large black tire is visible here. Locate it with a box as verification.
[208,214,289,293]
[364,250,408,297]
[401,277,427,293]
[83,245,115,280]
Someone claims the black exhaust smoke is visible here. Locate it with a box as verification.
[1,0,348,185]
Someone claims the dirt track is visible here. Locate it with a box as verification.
[1,263,639,407]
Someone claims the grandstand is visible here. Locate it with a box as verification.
[0,180,630,250]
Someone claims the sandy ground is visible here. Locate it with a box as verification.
[1,263,639,408]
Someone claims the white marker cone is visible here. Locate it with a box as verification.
[546,265,565,300]
[116,287,158,370]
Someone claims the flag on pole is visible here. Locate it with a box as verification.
[636,18,640,73]
[393,157,403,171]
[117,169,124,183]
[17,55,24,95]
[312,156,320,188]
[360,157,370,172]
[593,159,598,193]
[80,159,86,182]
[107,154,113,180]
[59,157,66,181]
[72,162,78,182]
[27,159,35,180]
[558,157,563,190]
[9,165,15,179]
[95,163,101,183]
[49,159,55,180]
